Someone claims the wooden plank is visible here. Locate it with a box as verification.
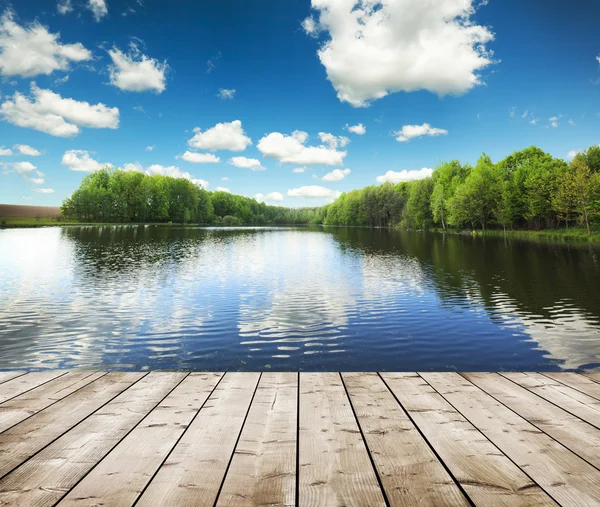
[381,373,554,506]
[541,373,600,401]
[583,372,600,383]
[0,372,26,385]
[464,373,600,469]
[298,372,386,507]
[56,373,221,507]
[422,372,600,506]
[500,372,600,430]
[135,372,261,507]
[216,372,297,507]
[0,372,144,479]
[342,372,468,507]
[0,371,106,433]
[0,372,188,507]
[0,371,67,404]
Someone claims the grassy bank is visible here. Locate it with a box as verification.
[430,227,600,244]
[0,218,189,228]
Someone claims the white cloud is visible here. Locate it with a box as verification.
[303,0,494,107]
[255,192,284,203]
[529,118,538,125]
[568,119,576,126]
[218,88,236,99]
[318,132,350,149]
[287,185,341,199]
[549,114,563,128]
[215,186,231,193]
[521,110,528,119]
[322,168,351,181]
[0,83,119,137]
[61,150,112,172]
[180,151,220,163]
[124,162,209,189]
[145,145,154,151]
[376,168,433,184]
[14,144,41,156]
[509,106,516,118]
[393,123,448,142]
[292,167,306,173]
[257,130,346,165]
[31,188,54,194]
[188,120,252,152]
[108,44,168,93]
[0,147,12,155]
[9,160,45,184]
[57,0,74,15]
[597,56,600,65]
[567,150,580,160]
[228,156,265,171]
[346,123,366,135]
[0,10,92,77]
[88,0,108,21]
[221,176,230,181]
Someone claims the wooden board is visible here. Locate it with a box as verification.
[464,372,600,469]
[541,373,600,401]
[56,373,221,507]
[135,372,261,507]
[381,372,554,506]
[0,371,106,433]
[216,372,297,507]
[298,372,386,507]
[0,372,144,479]
[0,372,26,385]
[422,372,600,506]
[500,372,600,429]
[342,372,469,507]
[583,372,600,383]
[0,370,67,404]
[0,372,187,507]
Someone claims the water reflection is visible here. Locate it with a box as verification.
[0,225,599,371]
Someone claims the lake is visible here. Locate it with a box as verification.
[1,225,599,372]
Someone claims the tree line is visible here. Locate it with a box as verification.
[61,168,322,225]
[322,145,600,234]
[62,145,600,233]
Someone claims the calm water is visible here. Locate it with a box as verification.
[1,225,599,372]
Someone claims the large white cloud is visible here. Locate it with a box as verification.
[229,156,265,171]
[255,192,284,203]
[108,44,168,93]
[124,162,209,189]
[88,0,108,21]
[0,10,92,77]
[376,167,433,184]
[14,144,41,156]
[303,0,494,107]
[322,168,351,181]
[346,123,366,135]
[257,130,346,165]
[61,150,112,172]
[180,151,220,163]
[394,123,448,142]
[0,83,119,137]
[188,120,252,152]
[287,185,341,199]
[0,147,12,156]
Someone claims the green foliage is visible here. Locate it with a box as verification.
[61,168,319,226]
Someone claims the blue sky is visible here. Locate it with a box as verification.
[0,0,599,207]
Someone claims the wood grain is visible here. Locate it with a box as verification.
[216,372,297,507]
[541,373,600,401]
[298,372,386,507]
[343,372,469,507]
[135,372,261,507]
[422,372,600,506]
[382,372,554,507]
[0,370,67,404]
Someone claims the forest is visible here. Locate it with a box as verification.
[61,145,600,233]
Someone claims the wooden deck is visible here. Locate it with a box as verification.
[0,372,599,506]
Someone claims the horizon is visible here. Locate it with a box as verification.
[0,0,599,208]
